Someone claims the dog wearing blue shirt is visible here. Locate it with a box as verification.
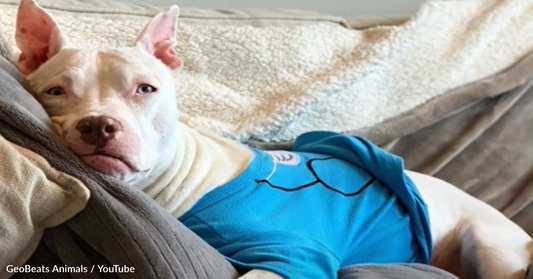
[15,1,533,279]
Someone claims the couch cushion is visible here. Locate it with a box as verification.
[0,134,89,279]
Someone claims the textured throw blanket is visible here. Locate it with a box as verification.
[1,0,533,143]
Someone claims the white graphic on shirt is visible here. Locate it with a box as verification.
[264,150,300,166]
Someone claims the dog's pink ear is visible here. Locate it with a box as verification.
[15,0,66,77]
[136,6,182,70]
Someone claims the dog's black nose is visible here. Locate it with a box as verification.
[76,116,123,146]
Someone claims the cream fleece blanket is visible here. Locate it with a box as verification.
[0,0,533,142]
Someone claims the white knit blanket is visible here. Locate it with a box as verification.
[0,0,532,142]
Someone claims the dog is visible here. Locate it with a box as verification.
[14,0,533,278]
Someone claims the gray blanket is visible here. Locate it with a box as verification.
[358,48,533,235]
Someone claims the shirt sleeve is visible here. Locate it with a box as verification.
[220,231,340,279]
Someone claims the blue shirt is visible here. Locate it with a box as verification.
[179,131,432,279]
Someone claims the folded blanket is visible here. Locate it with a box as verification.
[1,0,533,143]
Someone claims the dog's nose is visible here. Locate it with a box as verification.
[76,116,123,146]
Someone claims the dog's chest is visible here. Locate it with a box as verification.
[180,149,417,267]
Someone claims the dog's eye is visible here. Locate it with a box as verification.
[136,84,157,94]
[45,87,65,96]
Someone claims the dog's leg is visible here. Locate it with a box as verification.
[238,269,285,279]
[407,171,533,279]
[459,220,532,279]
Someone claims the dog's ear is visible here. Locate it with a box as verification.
[15,0,67,77]
[136,6,182,70]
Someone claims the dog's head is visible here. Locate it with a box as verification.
[15,0,183,185]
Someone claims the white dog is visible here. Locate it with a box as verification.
[14,1,533,278]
